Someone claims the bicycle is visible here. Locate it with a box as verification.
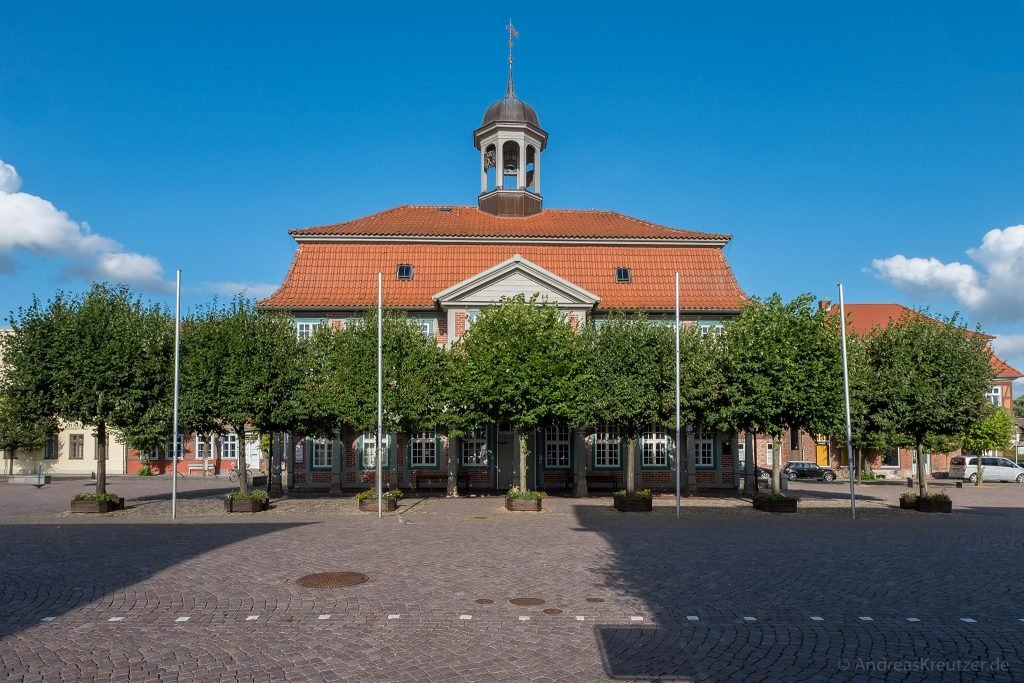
[228,468,254,484]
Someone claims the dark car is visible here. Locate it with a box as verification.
[783,461,837,482]
[755,466,771,481]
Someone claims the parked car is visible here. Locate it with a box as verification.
[949,455,1024,483]
[755,466,771,481]
[783,461,837,482]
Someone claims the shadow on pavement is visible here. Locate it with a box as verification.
[0,522,309,639]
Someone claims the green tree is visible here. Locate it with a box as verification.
[5,284,174,494]
[579,314,676,492]
[0,393,53,475]
[180,297,299,495]
[867,311,993,497]
[450,296,580,491]
[1014,395,1024,419]
[961,404,1016,486]
[720,294,845,495]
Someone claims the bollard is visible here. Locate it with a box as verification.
[906,476,913,488]
[956,482,962,488]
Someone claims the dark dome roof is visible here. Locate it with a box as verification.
[481,95,540,127]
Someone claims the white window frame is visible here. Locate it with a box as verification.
[765,441,774,466]
[361,432,390,468]
[221,433,239,460]
[311,438,333,470]
[545,426,571,468]
[642,426,667,467]
[695,431,714,468]
[194,434,211,460]
[417,319,434,336]
[593,426,620,468]
[987,386,1002,406]
[461,429,488,466]
[296,321,322,340]
[411,432,437,467]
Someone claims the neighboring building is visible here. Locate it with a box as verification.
[124,429,265,477]
[1013,418,1024,462]
[260,64,748,493]
[2,329,131,476]
[749,303,1023,479]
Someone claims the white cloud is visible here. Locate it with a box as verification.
[202,281,279,300]
[0,159,171,292]
[872,226,1024,321]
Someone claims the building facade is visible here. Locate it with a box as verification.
[260,69,748,494]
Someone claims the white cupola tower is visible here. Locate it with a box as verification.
[473,23,548,217]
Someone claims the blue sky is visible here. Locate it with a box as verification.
[2,1,1023,382]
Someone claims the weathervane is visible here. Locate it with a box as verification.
[506,19,519,96]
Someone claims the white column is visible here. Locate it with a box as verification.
[495,139,504,191]
[534,148,541,195]
[516,140,525,189]
[480,147,487,193]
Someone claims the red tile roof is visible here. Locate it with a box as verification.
[291,205,730,242]
[261,242,746,312]
[832,303,1021,379]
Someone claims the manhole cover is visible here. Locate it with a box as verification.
[509,597,545,606]
[543,608,563,615]
[297,572,369,588]
[586,597,604,603]
[474,598,494,605]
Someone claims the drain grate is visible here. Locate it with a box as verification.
[509,597,545,606]
[474,598,494,605]
[297,572,369,588]
[585,597,604,603]
[543,608,563,615]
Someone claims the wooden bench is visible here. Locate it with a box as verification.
[186,462,214,476]
[412,471,449,493]
[585,471,621,490]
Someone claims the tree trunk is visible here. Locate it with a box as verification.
[626,437,636,493]
[751,436,759,493]
[518,434,528,491]
[236,427,249,496]
[975,452,984,486]
[857,448,865,482]
[771,434,782,495]
[446,435,459,498]
[95,422,107,495]
[7,448,14,476]
[266,435,274,496]
[916,440,928,497]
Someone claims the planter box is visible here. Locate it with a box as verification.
[71,498,120,514]
[753,497,798,513]
[506,497,542,512]
[916,498,952,513]
[614,497,653,512]
[224,498,269,513]
[359,498,398,512]
[9,474,52,486]
[899,497,918,510]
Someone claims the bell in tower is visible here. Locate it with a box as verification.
[473,22,548,217]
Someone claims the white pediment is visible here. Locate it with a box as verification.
[433,254,599,308]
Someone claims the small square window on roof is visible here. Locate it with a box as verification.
[397,264,414,280]
[615,267,632,283]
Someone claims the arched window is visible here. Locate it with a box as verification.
[502,140,520,189]
[525,145,536,192]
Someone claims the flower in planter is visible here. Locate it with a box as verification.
[917,492,950,503]
[506,486,546,501]
[899,491,918,501]
[225,490,269,501]
[612,488,653,502]
[355,487,404,501]
[755,493,799,503]
[73,493,119,502]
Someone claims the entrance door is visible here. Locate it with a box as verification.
[496,430,515,489]
[816,444,828,466]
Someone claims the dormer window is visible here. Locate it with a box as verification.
[615,267,632,283]
[397,264,414,280]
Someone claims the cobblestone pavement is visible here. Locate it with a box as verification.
[1,477,1023,681]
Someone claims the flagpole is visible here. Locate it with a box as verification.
[171,269,181,520]
[377,272,383,520]
[675,272,681,519]
[838,283,856,520]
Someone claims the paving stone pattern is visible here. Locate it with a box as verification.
[1,477,1023,681]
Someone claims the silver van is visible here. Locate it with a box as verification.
[949,455,1024,483]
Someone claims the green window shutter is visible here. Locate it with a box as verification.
[537,429,546,470]
[356,433,365,468]
[434,433,442,467]
[388,433,397,469]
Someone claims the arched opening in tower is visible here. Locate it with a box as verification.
[502,140,520,190]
